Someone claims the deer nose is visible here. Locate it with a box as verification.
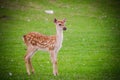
[63,27,67,31]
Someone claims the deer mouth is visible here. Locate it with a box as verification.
[63,27,67,31]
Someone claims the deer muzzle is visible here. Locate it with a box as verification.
[63,27,67,31]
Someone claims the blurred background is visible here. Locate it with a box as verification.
[0,0,120,80]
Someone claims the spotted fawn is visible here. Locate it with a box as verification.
[23,18,67,76]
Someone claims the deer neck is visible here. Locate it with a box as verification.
[56,26,63,46]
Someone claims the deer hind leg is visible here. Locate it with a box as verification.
[28,49,37,74]
[24,47,36,75]
[50,50,58,76]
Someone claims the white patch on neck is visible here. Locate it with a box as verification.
[56,27,64,50]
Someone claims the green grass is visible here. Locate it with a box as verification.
[0,0,120,80]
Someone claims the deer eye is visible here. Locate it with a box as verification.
[59,24,62,26]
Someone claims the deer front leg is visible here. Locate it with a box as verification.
[50,50,58,76]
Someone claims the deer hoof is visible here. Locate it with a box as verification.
[53,72,58,76]
[27,72,31,75]
[32,71,34,74]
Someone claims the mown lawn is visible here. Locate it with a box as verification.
[0,0,120,80]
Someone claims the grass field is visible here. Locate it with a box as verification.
[0,0,120,80]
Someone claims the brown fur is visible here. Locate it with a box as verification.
[23,18,67,76]
[23,32,56,50]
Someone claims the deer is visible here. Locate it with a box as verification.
[23,18,67,76]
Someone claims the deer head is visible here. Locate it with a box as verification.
[54,18,67,31]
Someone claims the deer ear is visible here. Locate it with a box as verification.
[54,18,57,23]
[63,18,66,22]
